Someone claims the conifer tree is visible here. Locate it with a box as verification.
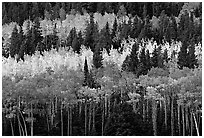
[145,49,151,71]
[122,42,139,76]
[17,26,25,62]
[83,58,98,88]
[72,35,80,54]
[24,21,33,55]
[111,17,118,39]
[67,27,77,47]
[177,40,188,69]
[10,25,19,58]
[99,22,112,53]
[93,43,103,69]
[187,44,198,69]
[138,47,147,75]
[163,48,169,63]
[157,45,164,68]
[84,13,99,52]
[83,57,89,86]
[78,31,83,48]
[131,15,143,38]
[151,46,158,68]
[32,17,43,52]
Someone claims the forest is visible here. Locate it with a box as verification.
[2,2,202,136]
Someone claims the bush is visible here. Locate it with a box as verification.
[147,67,169,77]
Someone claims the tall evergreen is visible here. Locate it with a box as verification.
[163,48,169,63]
[83,58,98,88]
[10,25,19,58]
[145,49,151,71]
[93,43,103,69]
[67,27,77,47]
[187,44,198,69]
[138,47,147,75]
[111,17,118,39]
[99,22,112,53]
[131,15,143,38]
[17,26,25,62]
[122,42,139,76]
[177,40,188,69]
[72,35,80,54]
[84,13,99,52]
[157,45,164,68]
[151,46,158,68]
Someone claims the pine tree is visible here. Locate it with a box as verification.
[33,17,43,52]
[131,15,143,38]
[78,31,83,47]
[72,35,80,54]
[84,13,99,51]
[83,58,98,88]
[17,26,25,62]
[122,42,139,76]
[10,25,19,58]
[99,22,112,53]
[151,46,158,68]
[177,40,188,69]
[187,44,198,69]
[163,48,169,63]
[83,57,89,86]
[93,43,103,69]
[24,21,32,55]
[145,49,151,71]
[138,47,147,75]
[120,20,131,40]
[67,27,77,47]
[112,17,118,39]
[157,45,164,68]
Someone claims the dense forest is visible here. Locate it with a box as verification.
[2,2,202,136]
[2,2,202,69]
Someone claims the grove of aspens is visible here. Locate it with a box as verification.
[2,2,202,136]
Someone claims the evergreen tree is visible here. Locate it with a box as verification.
[122,42,139,76]
[17,26,25,62]
[83,57,89,86]
[84,13,99,51]
[177,40,188,69]
[33,17,43,51]
[83,58,98,88]
[24,21,33,55]
[72,35,80,54]
[145,49,151,71]
[131,15,143,38]
[163,48,169,63]
[10,25,19,58]
[120,20,131,40]
[157,45,164,68]
[151,46,158,68]
[78,31,83,47]
[93,43,103,69]
[99,22,112,53]
[111,17,118,39]
[138,47,147,75]
[187,44,198,69]
[67,27,77,47]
